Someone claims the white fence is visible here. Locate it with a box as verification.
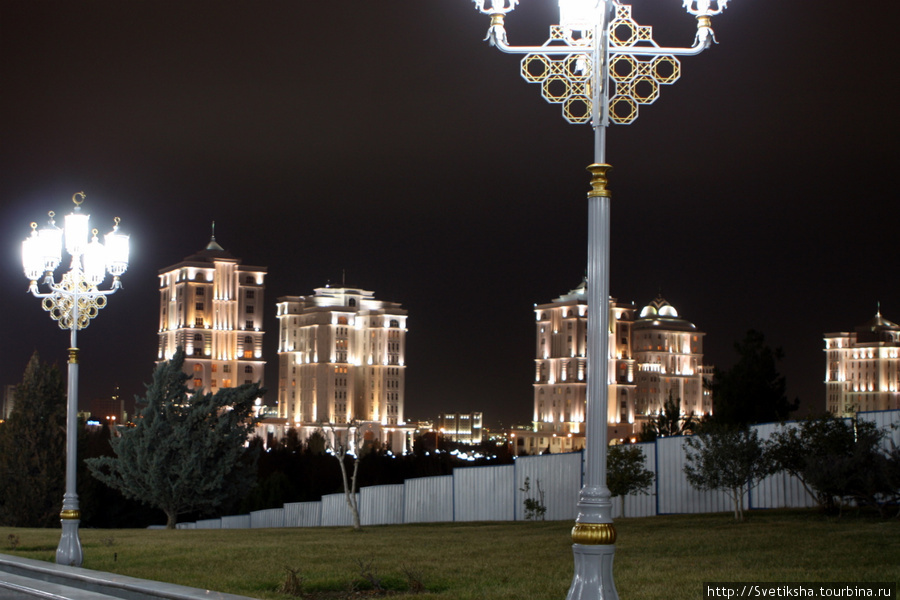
[176,410,899,529]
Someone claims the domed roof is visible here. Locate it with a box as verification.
[635,296,697,332]
[639,296,678,319]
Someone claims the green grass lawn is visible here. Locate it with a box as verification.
[2,509,898,599]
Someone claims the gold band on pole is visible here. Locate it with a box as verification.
[571,522,617,545]
[60,509,81,520]
[587,163,612,198]
[68,348,79,364]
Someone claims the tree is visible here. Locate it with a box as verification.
[768,415,858,509]
[683,426,776,521]
[637,392,698,442]
[325,423,362,530]
[0,353,67,527]
[607,444,655,517]
[707,330,798,427]
[86,349,262,528]
[770,416,896,516]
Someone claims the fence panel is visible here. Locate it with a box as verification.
[250,508,285,528]
[284,502,322,528]
[404,476,454,523]
[221,515,251,529]
[321,493,359,527]
[860,409,900,449]
[360,485,405,526]
[194,519,222,529]
[514,453,580,521]
[655,436,734,515]
[454,464,515,522]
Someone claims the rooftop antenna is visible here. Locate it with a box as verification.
[211,221,216,242]
[877,300,882,317]
[342,269,346,287]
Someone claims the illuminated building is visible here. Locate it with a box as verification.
[276,285,412,453]
[825,308,900,416]
[438,412,483,444]
[157,232,266,395]
[526,280,711,452]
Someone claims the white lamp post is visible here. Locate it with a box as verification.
[468,1,731,598]
[22,192,129,567]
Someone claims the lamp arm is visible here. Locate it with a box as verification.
[490,34,712,56]
[486,14,717,56]
[27,275,123,298]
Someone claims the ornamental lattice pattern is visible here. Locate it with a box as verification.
[519,4,681,125]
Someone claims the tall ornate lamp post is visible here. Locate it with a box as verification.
[468,1,731,598]
[21,192,129,567]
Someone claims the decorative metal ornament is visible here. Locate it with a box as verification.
[474,0,729,125]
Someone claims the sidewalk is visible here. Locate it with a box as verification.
[0,554,257,600]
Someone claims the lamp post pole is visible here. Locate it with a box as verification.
[467,1,731,598]
[22,192,130,567]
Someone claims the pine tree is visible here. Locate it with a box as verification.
[0,352,67,527]
[86,349,262,528]
[708,330,799,426]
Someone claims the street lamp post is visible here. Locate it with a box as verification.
[21,192,129,567]
[468,1,731,598]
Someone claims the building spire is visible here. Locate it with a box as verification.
[206,221,225,251]
[877,301,882,317]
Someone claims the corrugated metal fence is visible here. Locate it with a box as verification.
[177,410,898,529]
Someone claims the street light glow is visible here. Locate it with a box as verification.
[21,192,129,567]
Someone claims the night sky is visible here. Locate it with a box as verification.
[1,0,896,427]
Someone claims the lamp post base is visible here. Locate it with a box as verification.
[566,543,618,600]
[56,518,83,567]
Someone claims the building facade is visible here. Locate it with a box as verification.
[438,412,484,444]
[276,285,411,453]
[824,308,900,416]
[157,234,266,396]
[526,279,711,451]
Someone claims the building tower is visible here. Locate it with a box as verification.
[276,285,411,453]
[528,280,711,452]
[824,307,900,416]
[157,231,266,397]
[631,296,712,423]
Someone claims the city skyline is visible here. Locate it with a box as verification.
[1,0,896,427]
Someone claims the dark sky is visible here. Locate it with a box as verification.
[1,0,896,427]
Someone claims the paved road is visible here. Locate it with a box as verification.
[0,588,38,600]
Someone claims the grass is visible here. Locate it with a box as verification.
[2,510,899,599]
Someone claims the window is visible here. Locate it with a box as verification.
[390,319,399,328]
[194,333,202,342]
[246,320,253,329]
[195,288,204,296]
[246,289,255,299]
[195,302,204,310]
[195,317,203,327]
[193,378,202,388]
[246,305,255,314]
[244,365,253,373]
[223,364,231,373]
[244,336,253,345]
